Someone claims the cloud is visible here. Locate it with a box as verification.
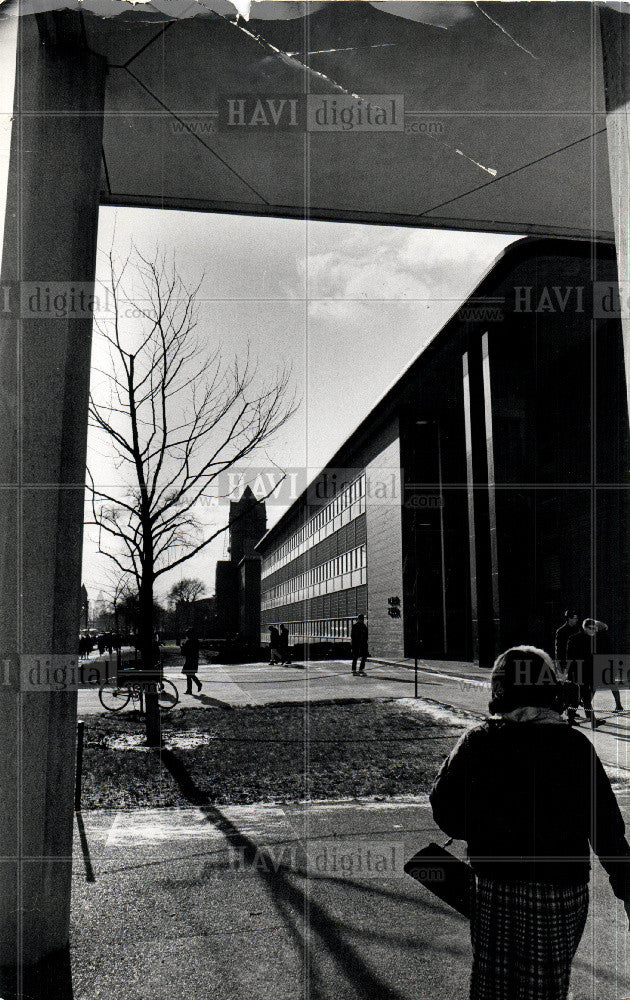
[303,224,514,306]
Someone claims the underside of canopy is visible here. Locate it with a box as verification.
[30,0,620,239]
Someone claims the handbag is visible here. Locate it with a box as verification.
[404,838,474,919]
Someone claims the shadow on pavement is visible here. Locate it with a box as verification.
[158,748,412,1000]
[190,692,234,710]
[75,812,96,883]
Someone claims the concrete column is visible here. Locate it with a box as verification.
[481,332,500,654]
[600,6,630,425]
[365,421,405,660]
[0,13,105,967]
[462,352,480,663]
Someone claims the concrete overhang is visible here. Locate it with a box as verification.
[6,0,624,240]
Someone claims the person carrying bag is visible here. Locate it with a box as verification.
[424,645,630,1000]
[404,837,474,919]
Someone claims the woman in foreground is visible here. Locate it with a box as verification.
[430,645,630,1000]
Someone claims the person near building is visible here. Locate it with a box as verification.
[430,644,630,1000]
[180,629,202,694]
[268,625,282,665]
[279,624,291,665]
[351,614,368,675]
[566,618,622,727]
[596,619,624,713]
[566,619,597,727]
[555,610,581,670]
[555,610,582,723]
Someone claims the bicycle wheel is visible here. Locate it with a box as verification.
[156,678,179,711]
[98,679,131,712]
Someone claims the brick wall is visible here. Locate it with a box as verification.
[365,421,405,659]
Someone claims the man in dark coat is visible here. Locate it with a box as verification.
[555,611,581,671]
[566,620,596,726]
[578,618,623,713]
[566,618,622,727]
[279,624,291,665]
[181,629,202,694]
[351,614,368,675]
[555,610,581,723]
[269,625,282,664]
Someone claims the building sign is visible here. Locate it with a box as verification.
[387,596,401,619]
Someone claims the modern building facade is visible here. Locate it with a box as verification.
[258,238,630,666]
[260,472,370,648]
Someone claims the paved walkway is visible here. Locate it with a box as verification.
[68,651,630,997]
[70,799,630,1000]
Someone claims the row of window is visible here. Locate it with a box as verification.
[261,545,367,609]
[261,567,367,610]
[261,474,366,579]
[261,617,362,642]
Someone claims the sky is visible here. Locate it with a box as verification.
[83,206,517,608]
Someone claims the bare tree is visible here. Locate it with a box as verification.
[101,573,135,635]
[168,578,206,607]
[168,577,206,638]
[87,247,296,743]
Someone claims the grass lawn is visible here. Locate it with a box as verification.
[79,700,466,808]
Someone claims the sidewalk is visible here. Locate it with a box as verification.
[367,656,490,683]
[70,798,630,1000]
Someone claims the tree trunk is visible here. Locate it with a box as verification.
[139,575,161,746]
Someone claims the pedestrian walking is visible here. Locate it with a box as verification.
[555,610,581,723]
[554,610,581,670]
[279,624,291,665]
[430,645,630,1000]
[593,619,624,712]
[566,618,621,726]
[351,614,368,675]
[180,629,202,694]
[268,625,282,664]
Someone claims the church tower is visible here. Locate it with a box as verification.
[215,486,267,648]
[228,485,267,564]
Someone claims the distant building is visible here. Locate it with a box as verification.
[168,593,215,638]
[193,596,217,635]
[256,239,629,666]
[90,590,108,630]
[214,486,267,643]
[80,584,89,630]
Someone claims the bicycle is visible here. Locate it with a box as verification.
[98,672,180,713]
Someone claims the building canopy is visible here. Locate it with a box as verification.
[24,0,617,240]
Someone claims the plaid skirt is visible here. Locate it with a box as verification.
[470,879,589,1000]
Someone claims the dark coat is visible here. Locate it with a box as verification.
[351,621,368,655]
[430,718,630,898]
[554,621,581,665]
[566,628,611,692]
[181,636,200,674]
